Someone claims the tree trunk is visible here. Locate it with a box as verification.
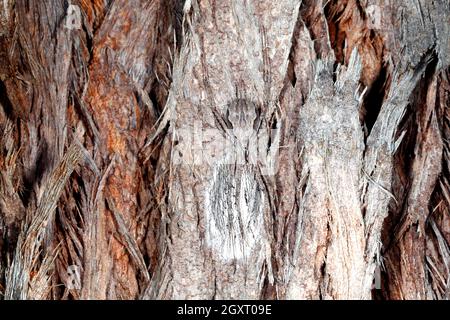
[0,0,449,300]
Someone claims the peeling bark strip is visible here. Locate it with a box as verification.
[5,142,83,299]
[0,0,449,300]
[286,49,367,299]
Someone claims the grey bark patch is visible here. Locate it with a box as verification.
[204,98,267,261]
[206,164,265,261]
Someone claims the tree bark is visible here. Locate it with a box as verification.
[0,0,449,300]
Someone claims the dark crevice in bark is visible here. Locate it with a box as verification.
[21,142,50,207]
[170,0,186,48]
[318,211,331,300]
[323,0,346,64]
[284,4,304,91]
[299,0,331,59]
[380,51,441,299]
[362,63,390,136]
[149,86,163,116]
[0,81,14,121]
[384,51,439,252]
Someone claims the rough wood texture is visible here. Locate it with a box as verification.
[0,0,449,300]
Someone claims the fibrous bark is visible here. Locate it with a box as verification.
[0,0,449,300]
